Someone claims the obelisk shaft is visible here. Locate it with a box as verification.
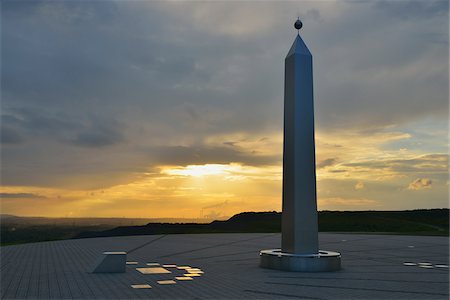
[281,34,319,255]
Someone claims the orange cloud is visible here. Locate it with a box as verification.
[408,178,432,190]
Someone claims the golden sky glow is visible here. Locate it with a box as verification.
[1,128,447,218]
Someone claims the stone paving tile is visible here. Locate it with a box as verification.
[1,233,448,299]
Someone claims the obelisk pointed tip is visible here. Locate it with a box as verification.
[286,20,311,58]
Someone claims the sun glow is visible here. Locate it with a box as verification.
[161,163,243,177]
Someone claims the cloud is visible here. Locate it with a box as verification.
[223,141,237,147]
[1,127,22,144]
[317,158,336,169]
[1,109,125,148]
[72,126,124,148]
[150,145,279,167]
[408,178,432,190]
[312,1,448,130]
[2,109,79,137]
[0,193,46,199]
[354,181,365,190]
[334,154,448,181]
[203,200,229,210]
[373,1,448,20]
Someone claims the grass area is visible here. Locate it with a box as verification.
[318,210,449,235]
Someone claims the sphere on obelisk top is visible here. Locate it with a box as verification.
[294,19,303,30]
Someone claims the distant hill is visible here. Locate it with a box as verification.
[74,211,280,239]
[74,209,449,239]
[1,215,217,246]
[0,214,19,219]
[1,216,217,226]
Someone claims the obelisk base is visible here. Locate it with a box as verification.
[259,249,341,272]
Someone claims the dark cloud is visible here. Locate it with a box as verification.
[150,145,280,166]
[223,141,237,147]
[374,0,448,20]
[329,169,347,173]
[317,158,336,169]
[7,109,79,135]
[312,1,448,130]
[1,110,76,145]
[0,193,46,199]
[72,122,124,148]
[1,127,22,144]
[1,108,124,148]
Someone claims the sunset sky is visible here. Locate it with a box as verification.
[1,0,448,218]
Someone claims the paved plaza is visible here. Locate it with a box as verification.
[1,233,448,299]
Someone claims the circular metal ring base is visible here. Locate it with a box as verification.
[259,249,341,272]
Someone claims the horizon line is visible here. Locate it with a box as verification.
[2,207,449,219]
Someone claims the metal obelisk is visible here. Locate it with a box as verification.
[282,19,318,255]
[259,19,341,272]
